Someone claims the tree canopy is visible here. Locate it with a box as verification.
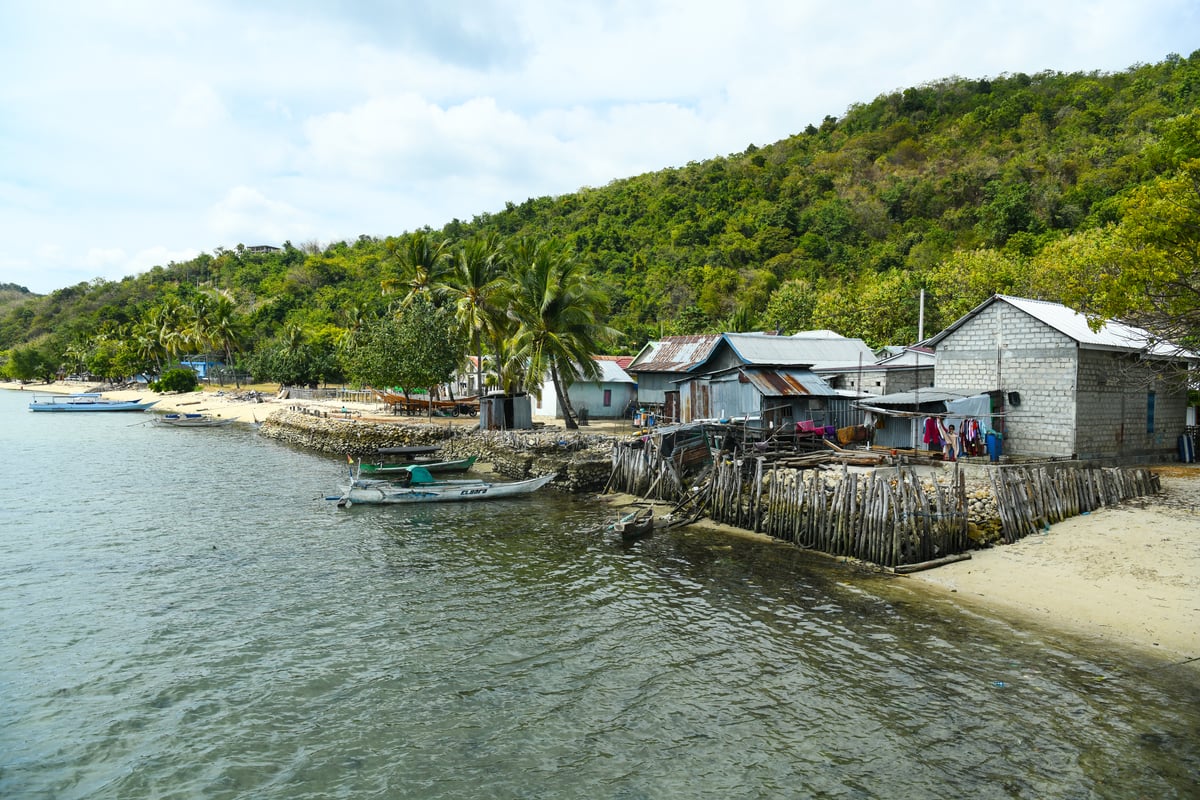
[4,52,1200,385]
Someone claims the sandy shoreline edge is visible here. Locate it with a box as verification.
[6,380,1198,666]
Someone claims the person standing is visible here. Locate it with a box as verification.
[936,419,960,461]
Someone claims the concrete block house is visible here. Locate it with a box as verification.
[926,295,1193,461]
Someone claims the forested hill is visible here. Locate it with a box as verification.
[3,52,1199,371]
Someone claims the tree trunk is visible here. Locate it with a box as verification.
[551,362,578,430]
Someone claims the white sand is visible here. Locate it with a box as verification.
[907,474,1200,663]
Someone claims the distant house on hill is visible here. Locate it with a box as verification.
[245,244,280,254]
[926,294,1194,461]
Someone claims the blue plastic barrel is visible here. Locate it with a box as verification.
[986,433,1002,462]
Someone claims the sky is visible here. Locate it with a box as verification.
[1,1,1198,295]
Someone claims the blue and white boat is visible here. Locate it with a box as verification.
[28,393,157,412]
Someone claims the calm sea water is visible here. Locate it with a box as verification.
[1,388,1197,799]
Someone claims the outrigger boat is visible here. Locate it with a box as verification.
[358,454,477,476]
[334,465,555,507]
[28,393,157,412]
[152,412,235,428]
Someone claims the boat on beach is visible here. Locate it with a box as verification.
[28,393,157,412]
[335,465,555,507]
[152,412,235,428]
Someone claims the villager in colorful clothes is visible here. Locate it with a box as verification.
[936,419,959,461]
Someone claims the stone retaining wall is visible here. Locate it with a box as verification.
[259,409,617,493]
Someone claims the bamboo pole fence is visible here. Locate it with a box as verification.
[987,464,1160,544]
[608,431,1162,568]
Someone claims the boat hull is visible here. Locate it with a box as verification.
[339,473,555,506]
[153,413,235,427]
[29,394,156,412]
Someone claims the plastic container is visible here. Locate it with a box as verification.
[986,432,1002,462]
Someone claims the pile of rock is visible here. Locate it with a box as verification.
[258,409,618,493]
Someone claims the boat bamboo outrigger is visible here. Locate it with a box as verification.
[334,464,555,507]
[152,412,235,428]
[28,393,157,412]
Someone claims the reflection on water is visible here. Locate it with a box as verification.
[0,389,1197,799]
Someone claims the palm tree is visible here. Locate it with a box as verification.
[437,233,506,399]
[151,297,188,371]
[203,290,245,387]
[385,230,449,306]
[503,238,620,429]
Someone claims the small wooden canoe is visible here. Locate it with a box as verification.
[614,507,654,541]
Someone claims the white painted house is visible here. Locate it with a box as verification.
[533,356,638,421]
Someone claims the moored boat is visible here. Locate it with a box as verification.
[614,506,655,541]
[28,393,157,412]
[335,466,555,507]
[152,412,235,428]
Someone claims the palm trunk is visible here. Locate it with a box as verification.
[551,362,578,430]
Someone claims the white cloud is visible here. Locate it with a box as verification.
[207,186,312,245]
[1,0,1197,294]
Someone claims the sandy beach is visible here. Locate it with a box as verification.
[904,471,1200,665]
[7,379,1198,665]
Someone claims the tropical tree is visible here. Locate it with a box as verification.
[437,232,506,397]
[383,230,450,307]
[202,290,247,386]
[347,297,466,415]
[503,238,619,429]
[1063,160,1200,350]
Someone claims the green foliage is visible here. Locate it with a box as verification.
[151,368,199,394]
[346,297,466,398]
[4,341,58,382]
[1,53,1199,361]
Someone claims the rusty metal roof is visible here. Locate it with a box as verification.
[708,366,838,397]
[627,334,722,373]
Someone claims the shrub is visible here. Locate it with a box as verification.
[151,368,199,393]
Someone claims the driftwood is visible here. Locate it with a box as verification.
[893,553,972,574]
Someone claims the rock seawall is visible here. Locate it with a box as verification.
[259,409,617,493]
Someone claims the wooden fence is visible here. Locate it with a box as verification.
[609,432,1163,567]
[988,464,1160,543]
[702,459,969,567]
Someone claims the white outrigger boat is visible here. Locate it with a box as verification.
[334,465,555,507]
[152,412,235,428]
[28,392,157,412]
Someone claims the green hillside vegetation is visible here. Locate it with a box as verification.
[3,53,1199,407]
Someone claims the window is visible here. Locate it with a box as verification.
[603,389,612,407]
[1147,391,1155,433]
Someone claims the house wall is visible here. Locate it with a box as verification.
[826,366,933,396]
[534,382,637,420]
[1074,350,1190,461]
[934,302,1079,458]
[631,372,676,405]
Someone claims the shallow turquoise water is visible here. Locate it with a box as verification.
[1,388,1197,798]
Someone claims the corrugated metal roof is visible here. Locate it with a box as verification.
[723,331,877,369]
[856,388,978,406]
[710,367,839,397]
[565,357,634,383]
[927,295,1191,357]
[595,354,635,370]
[627,334,722,373]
